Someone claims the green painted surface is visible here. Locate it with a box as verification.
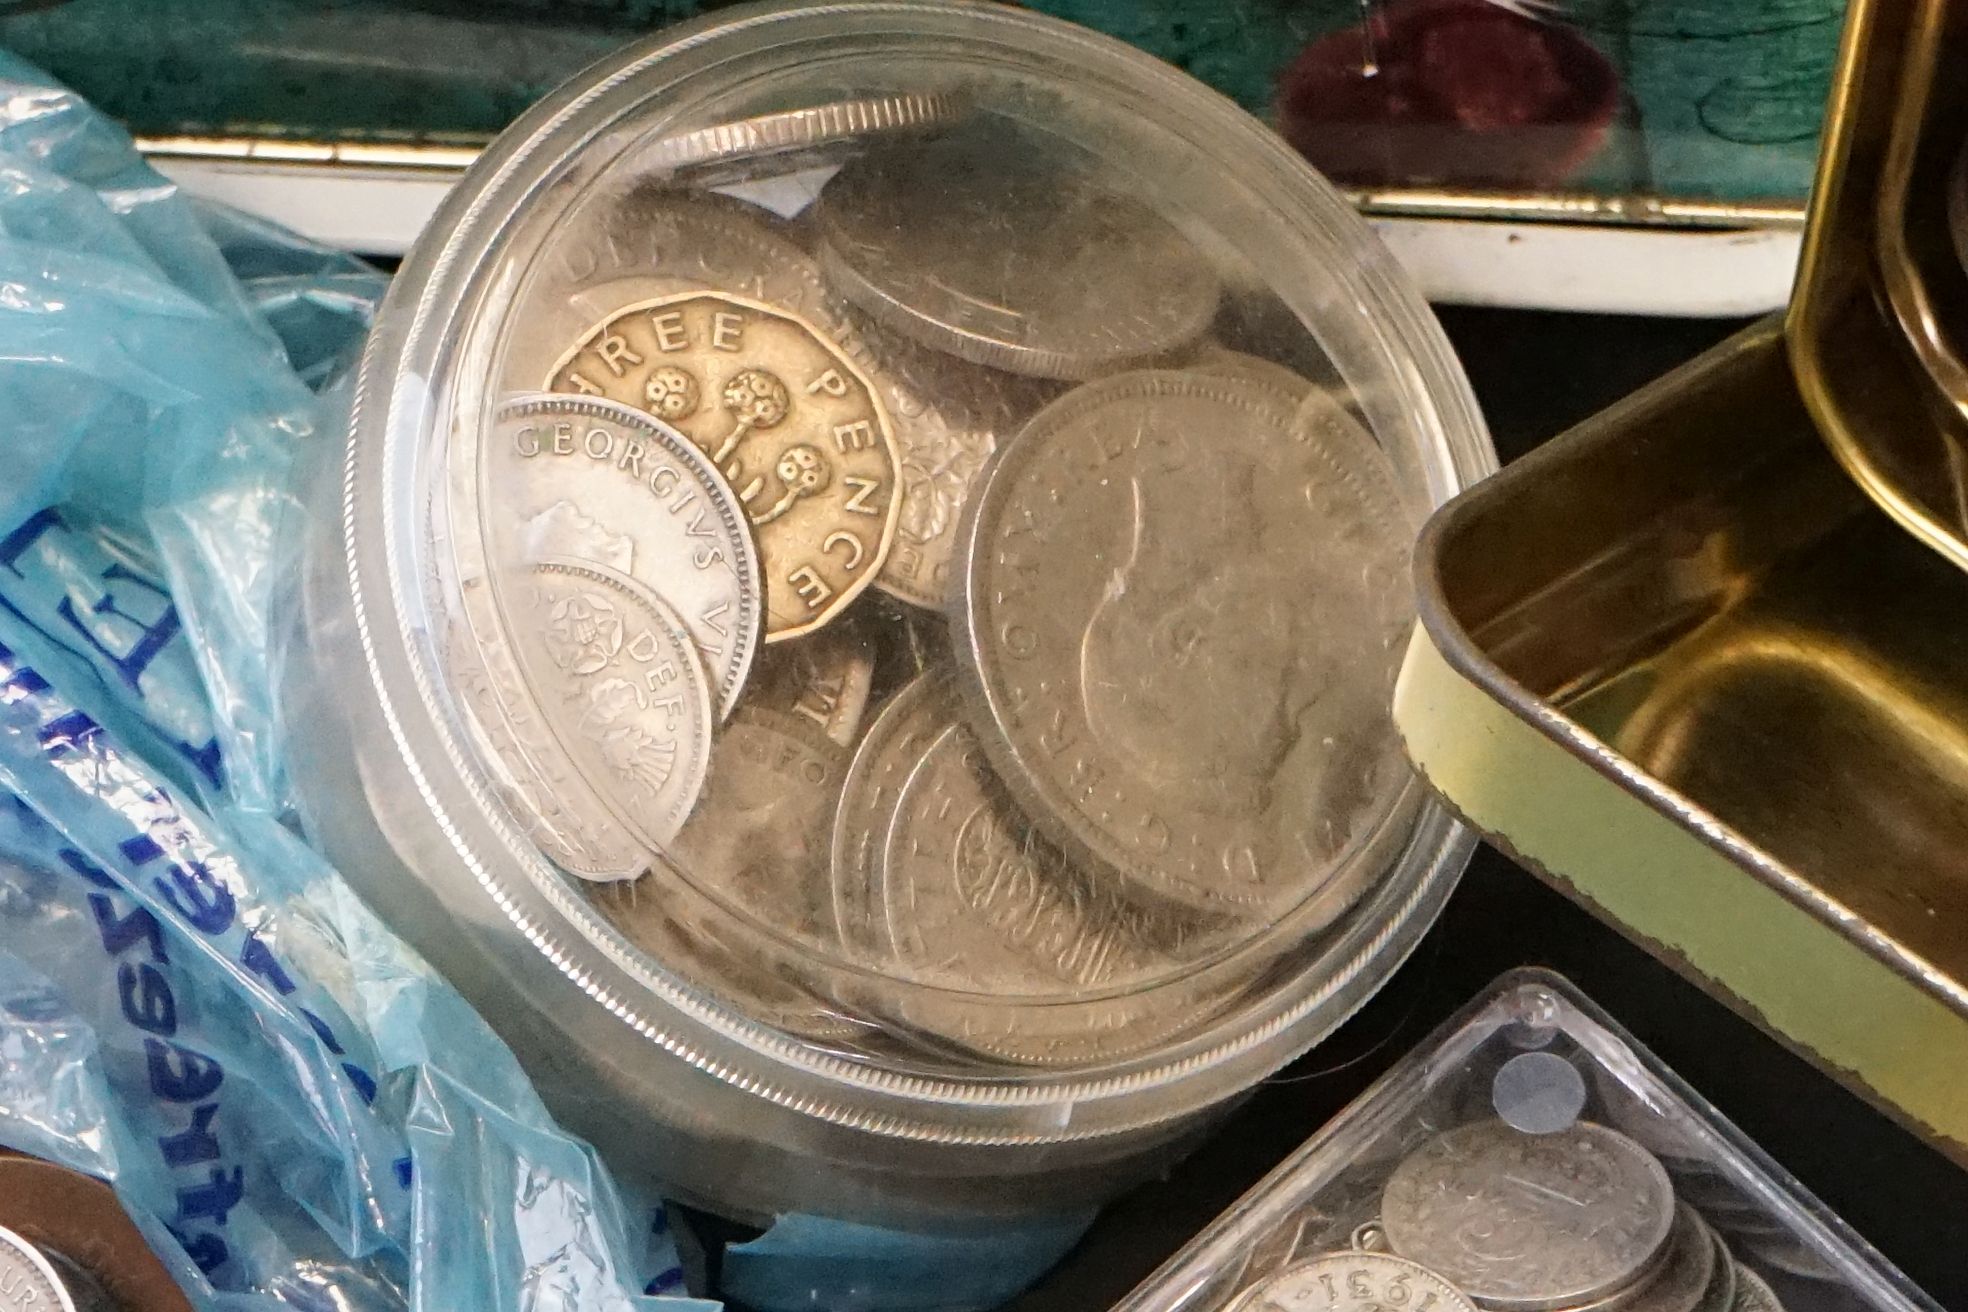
[0,0,1838,204]
[1394,626,1968,1156]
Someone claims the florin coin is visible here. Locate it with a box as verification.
[952,369,1413,916]
[1380,1120,1677,1312]
[488,394,761,716]
[829,674,955,958]
[874,716,1222,1066]
[446,619,652,881]
[634,91,968,184]
[0,1226,74,1312]
[514,558,716,850]
[1230,1252,1478,1312]
[662,707,852,953]
[1730,1265,1785,1312]
[854,315,1054,608]
[746,620,876,747]
[813,129,1220,379]
[549,291,901,642]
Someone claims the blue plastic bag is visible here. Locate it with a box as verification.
[0,54,708,1312]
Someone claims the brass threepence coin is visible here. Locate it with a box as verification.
[550,291,901,642]
[952,369,1412,917]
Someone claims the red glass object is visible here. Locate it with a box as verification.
[1276,0,1622,189]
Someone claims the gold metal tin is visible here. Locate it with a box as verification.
[1396,319,1968,1163]
[1791,0,1968,569]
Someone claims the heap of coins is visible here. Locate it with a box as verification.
[1227,1120,1789,1312]
[446,93,1416,1068]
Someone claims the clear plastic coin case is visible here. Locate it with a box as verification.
[1111,970,1940,1312]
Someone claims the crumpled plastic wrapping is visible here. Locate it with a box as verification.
[0,51,711,1312]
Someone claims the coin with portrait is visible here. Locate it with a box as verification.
[952,369,1413,917]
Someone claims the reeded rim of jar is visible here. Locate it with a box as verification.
[342,0,1495,1146]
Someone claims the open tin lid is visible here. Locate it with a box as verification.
[1790,0,1968,568]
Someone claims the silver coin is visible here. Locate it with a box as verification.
[0,1226,76,1312]
[875,718,1223,1066]
[591,891,872,1045]
[952,369,1413,916]
[662,707,851,956]
[488,394,761,716]
[1380,1121,1677,1312]
[514,559,716,850]
[1186,345,1319,400]
[1231,1252,1477,1312]
[633,91,968,185]
[1616,1206,1717,1312]
[505,190,847,389]
[446,618,651,881]
[1687,1216,1737,1312]
[829,674,954,959]
[813,129,1220,379]
[746,620,876,747]
[852,315,1055,609]
[1730,1265,1786,1312]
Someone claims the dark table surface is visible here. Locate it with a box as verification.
[1004,308,1968,1312]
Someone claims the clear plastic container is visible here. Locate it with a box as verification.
[297,0,1495,1226]
[1112,969,1940,1312]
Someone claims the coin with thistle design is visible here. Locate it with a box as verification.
[549,291,900,642]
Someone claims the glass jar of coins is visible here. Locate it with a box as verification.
[1111,972,1940,1312]
[297,0,1494,1225]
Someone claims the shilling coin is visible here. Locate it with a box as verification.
[446,619,651,881]
[548,291,901,643]
[852,316,1055,609]
[592,864,871,1046]
[634,91,968,185]
[1380,1121,1677,1312]
[1729,1265,1785,1312]
[746,620,877,747]
[812,130,1220,379]
[514,558,717,850]
[1230,1252,1478,1312]
[662,707,852,952]
[488,394,762,716]
[829,674,955,959]
[0,1226,74,1312]
[874,716,1222,1066]
[952,369,1413,917]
